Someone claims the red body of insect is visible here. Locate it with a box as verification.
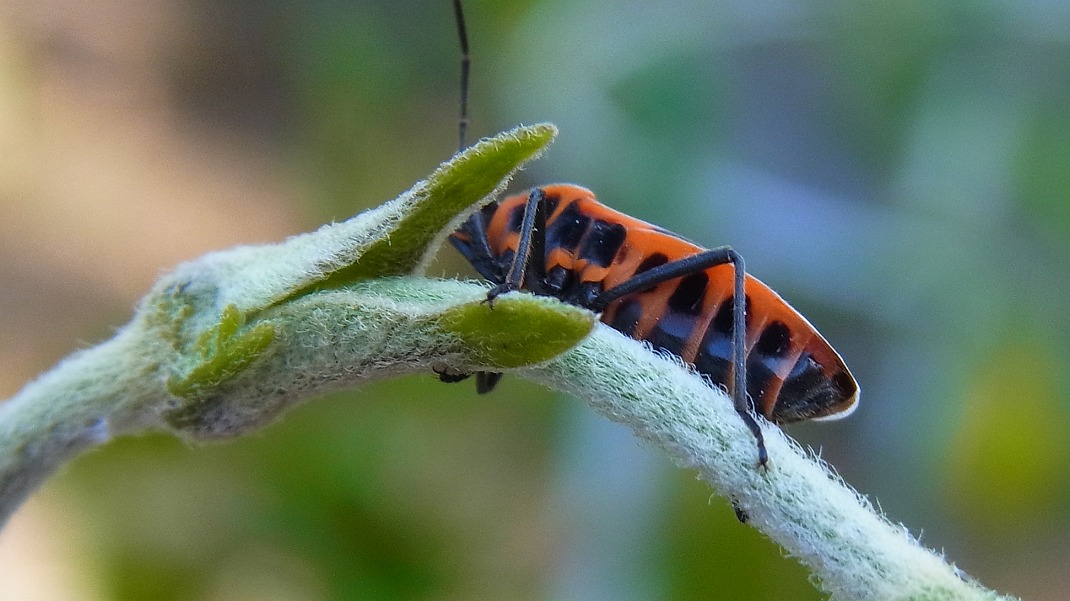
[450,184,858,423]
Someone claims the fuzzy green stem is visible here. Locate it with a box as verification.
[521,328,1015,601]
[0,278,592,524]
[0,324,165,522]
[1,124,568,525]
[0,121,1017,600]
[0,276,1017,601]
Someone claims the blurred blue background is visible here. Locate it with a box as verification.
[1,0,1069,599]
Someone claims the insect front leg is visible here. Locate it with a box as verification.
[476,188,548,394]
[485,187,546,304]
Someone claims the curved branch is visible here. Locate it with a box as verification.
[523,329,1015,601]
[0,123,1017,600]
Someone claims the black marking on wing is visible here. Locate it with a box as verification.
[609,299,643,337]
[773,353,854,422]
[635,252,669,275]
[578,220,627,267]
[667,272,708,315]
[506,203,526,233]
[647,312,697,359]
[546,202,590,253]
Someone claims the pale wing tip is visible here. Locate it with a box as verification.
[810,385,860,422]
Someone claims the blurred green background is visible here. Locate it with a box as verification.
[2,0,1069,599]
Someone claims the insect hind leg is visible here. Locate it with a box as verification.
[593,246,768,467]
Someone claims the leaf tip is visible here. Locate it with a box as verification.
[438,292,594,369]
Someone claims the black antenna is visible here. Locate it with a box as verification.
[453,0,470,152]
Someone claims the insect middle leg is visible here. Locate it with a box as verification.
[593,247,768,467]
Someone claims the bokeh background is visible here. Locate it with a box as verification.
[2,0,1069,599]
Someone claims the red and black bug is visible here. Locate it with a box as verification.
[444,0,858,464]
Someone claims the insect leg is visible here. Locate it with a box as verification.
[486,187,546,303]
[476,371,503,394]
[731,499,750,524]
[591,247,737,309]
[475,189,548,394]
[593,247,768,467]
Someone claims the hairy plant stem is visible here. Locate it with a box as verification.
[527,327,1016,601]
[0,325,161,522]
[0,122,1018,601]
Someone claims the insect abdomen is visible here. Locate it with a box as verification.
[600,267,857,422]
